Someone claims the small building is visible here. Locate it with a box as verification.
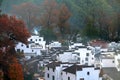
[69,43,84,50]
[62,64,102,80]
[57,51,79,63]
[15,35,46,59]
[101,53,115,68]
[115,53,120,71]
[49,41,61,49]
[44,61,75,80]
[74,47,94,66]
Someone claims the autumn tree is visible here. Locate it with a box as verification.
[58,4,71,39]
[40,0,71,41]
[40,0,59,29]
[11,2,41,32]
[0,14,30,80]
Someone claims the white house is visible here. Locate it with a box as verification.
[15,35,46,59]
[57,51,79,63]
[69,43,84,50]
[68,42,95,66]
[49,41,62,49]
[74,46,95,66]
[115,53,120,71]
[101,53,115,68]
[62,64,102,80]
[44,61,76,80]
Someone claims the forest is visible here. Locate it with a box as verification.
[1,0,120,42]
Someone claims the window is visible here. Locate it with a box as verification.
[82,60,84,63]
[39,39,41,41]
[80,78,84,80]
[21,44,23,47]
[113,61,114,63]
[86,53,89,56]
[68,77,70,80]
[61,72,63,75]
[17,49,20,52]
[87,72,90,75]
[26,45,29,48]
[47,73,49,78]
[53,68,55,72]
[36,39,37,41]
[32,50,34,52]
[21,50,24,53]
[85,58,88,61]
[85,63,88,65]
[30,39,32,41]
[31,56,34,58]
[48,67,49,70]
[52,75,55,80]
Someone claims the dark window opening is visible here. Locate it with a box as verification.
[17,49,20,52]
[52,75,55,80]
[87,72,90,75]
[80,78,84,80]
[86,53,89,56]
[68,77,70,80]
[21,44,23,46]
[85,58,88,61]
[53,68,55,72]
[48,67,49,70]
[47,73,49,78]
[26,45,29,48]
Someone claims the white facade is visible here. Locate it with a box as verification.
[69,43,84,50]
[74,47,94,66]
[62,72,75,80]
[101,58,115,68]
[45,66,62,80]
[57,51,79,63]
[115,54,120,71]
[49,41,61,49]
[15,35,46,59]
[28,35,46,50]
[101,54,115,68]
[44,62,73,80]
[76,68,101,80]
[62,65,102,80]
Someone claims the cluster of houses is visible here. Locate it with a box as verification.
[15,35,120,80]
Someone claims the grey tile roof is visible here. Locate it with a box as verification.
[103,68,120,80]
[63,64,98,74]
[46,61,62,68]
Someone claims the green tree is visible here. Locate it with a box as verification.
[40,28,57,44]
[82,17,99,39]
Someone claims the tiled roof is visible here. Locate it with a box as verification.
[46,62,79,68]
[89,40,108,48]
[63,64,95,74]
[46,61,62,68]
[103,68,120,80]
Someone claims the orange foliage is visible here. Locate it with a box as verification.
[11,2,41,31]
[8,57,24,80]
[40,0,59,28]
[0,14,30,49]
[58,4,71,35]
[0,14,30,80]
[40,0,71,39]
